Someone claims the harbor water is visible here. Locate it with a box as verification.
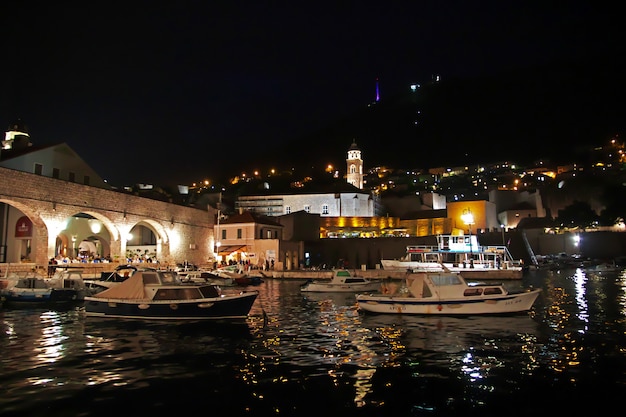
[1,267,625,416]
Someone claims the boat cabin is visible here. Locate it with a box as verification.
[405,272,507,299]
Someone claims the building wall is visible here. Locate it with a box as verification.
[237,192,374,217]
[0,166,214,267]
[276,211,321,241]
[283,193,373,217]
[0,143,109,189]
[447,200,497,233]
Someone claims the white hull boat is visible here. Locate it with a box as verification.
[380,234,525,279]
[356,271,541,315]
[84,269,258,320]
[300,269,381,293]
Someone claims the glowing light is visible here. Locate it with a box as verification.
[88,219,102,234]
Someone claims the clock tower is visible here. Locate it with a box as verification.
[346,140,363,189]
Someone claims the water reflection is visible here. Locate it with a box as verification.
[1,268,626,416]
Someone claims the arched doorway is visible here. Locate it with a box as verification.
[126,222,158,263]
[55,213,112,262]
[0,202,42,264]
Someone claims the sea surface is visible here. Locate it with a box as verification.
[1,267,625,417]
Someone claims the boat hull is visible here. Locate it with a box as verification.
[301,282,381,293]
[356,289,541,315]
[1,288,83,304]
[380,260,524,279]
[84,291,258,320]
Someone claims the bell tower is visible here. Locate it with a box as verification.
[346,140,363,189]
[3,119,31,150]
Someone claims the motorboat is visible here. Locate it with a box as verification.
[83,269,259,320]
[586,260,621,274]
[300,269,382,293]
[83,265,154,294]
[232,275,264,286]
[183,270,236,287]
[355,270,541,315]
[184,266,263,287]
[380,234,525,279]
[0,269,87,306]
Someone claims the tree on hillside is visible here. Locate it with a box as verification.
[556,200,599,229]
[599,183,626,226]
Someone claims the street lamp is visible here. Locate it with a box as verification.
[461,209,475,268]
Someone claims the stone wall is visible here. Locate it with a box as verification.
[0,167,215,266]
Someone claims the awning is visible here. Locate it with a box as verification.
[218,245,247,255]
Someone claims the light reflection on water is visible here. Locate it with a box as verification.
[1,267,626,416]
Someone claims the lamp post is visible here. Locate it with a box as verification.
[461,209,475,268]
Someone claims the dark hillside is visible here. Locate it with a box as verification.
[276,57,624,173]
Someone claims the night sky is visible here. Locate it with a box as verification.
[1,1,624,186]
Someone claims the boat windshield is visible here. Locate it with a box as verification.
[430,274,463,286]
[16,278,48,289]
[160,271,180,283]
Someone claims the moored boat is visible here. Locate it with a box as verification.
[380,234,525,279]
[300,269,381,293]
[83,264,148,294]
[0,269,87,306]
[83,269,258,320]
[356,270,540,315]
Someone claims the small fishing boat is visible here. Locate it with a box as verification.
[300,269,381,293]
[84,269,258,320]
[356,270,541,315]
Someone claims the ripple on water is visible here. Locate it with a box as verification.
[2,270,626,416]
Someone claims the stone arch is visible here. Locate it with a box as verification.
[124,219,170,263]
[79,210,120,242]
[0,198,48,264]
[54,211,120,262]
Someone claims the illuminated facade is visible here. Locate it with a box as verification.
[346,140,364,189]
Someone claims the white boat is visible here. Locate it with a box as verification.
[586,261,621,273]
[84,269,259,320]
[0,269,87,306]
[300,269,382,293]
[183,270,236,287]
[380,234,525,279]
[355,271,541,315]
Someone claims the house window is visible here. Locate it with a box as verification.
[237,228,242,239]
[84,176,90,186]
[221,229,226,240]
[69,172,76,182]
[266,229,272,239]
[304,205,310,213]
[285,206,291,214]
[322,204,329,215]
[34,163,43,175]
[52,168,60,179]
